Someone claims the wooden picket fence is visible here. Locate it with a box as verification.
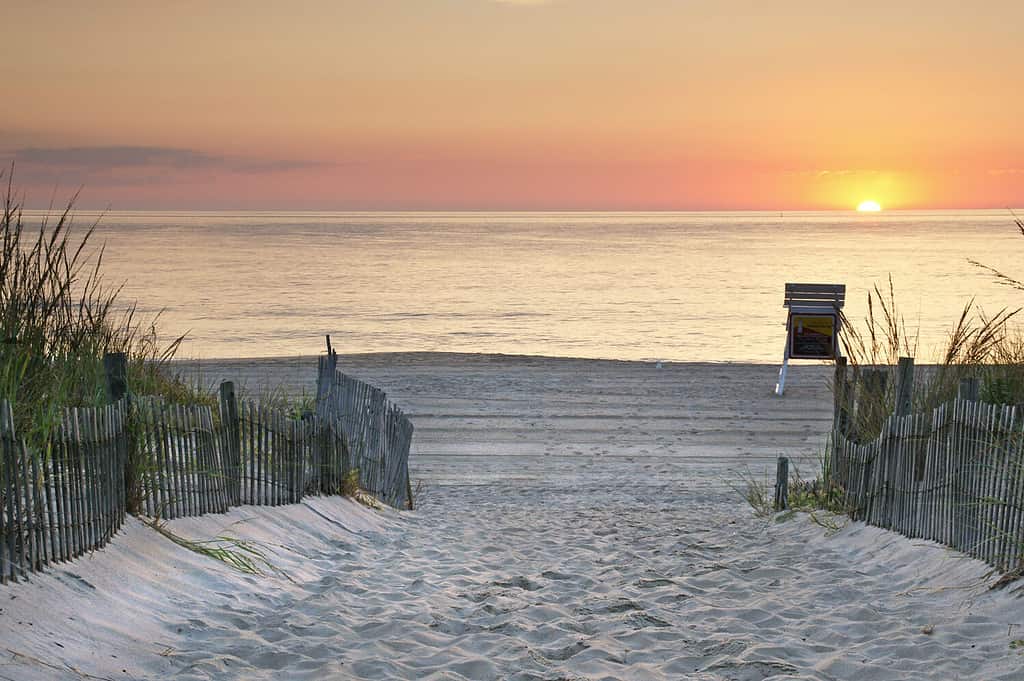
[235,402,350,506]
[830,398,1024,573]
[0,354,414,584]
[316,353,414,509]
[133,397,354,519]
[1,399,130,584]
[134,397,232,519]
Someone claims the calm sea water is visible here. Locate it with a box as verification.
[37,210,1024,362]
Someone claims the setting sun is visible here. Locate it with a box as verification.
[856,200,882,212]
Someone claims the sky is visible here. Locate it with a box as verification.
[2,0,1022,211]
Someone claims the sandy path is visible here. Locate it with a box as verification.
[1,355,1021,679]
[176,468,1022,680]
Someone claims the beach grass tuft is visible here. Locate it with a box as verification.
[145,517,288,578]
[341,468,360,498]
[736,452,849,532]
[731,468,774,517]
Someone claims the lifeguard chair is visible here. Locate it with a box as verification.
[775,283,845,396]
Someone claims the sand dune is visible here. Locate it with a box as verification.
[2,355,1022,680]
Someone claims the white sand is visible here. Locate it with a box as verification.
[2,354,1022,680]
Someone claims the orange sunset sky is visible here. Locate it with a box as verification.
[2,1,1022,211]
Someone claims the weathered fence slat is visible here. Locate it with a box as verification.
[72,410,88,560]
[2,434,16,582]
[149,399,166,518]
[190,408,205,515]
[1,436,10,583]
[52,436,68,563]
[1007,419,1024,570]
[993,407,1014,570]
[165,404,181,519]
[61,426,75,560]
[3,437,15,582]
[30,443,46,567]
[275,408,284,506]
[246,400,255,505]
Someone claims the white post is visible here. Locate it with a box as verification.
[775,314,791,396]
[775,357,789,396]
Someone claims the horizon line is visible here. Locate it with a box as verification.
[18,205,1024,215]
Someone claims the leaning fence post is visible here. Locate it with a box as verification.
[325,335,338,373]
[774,456,789,511]
[895,356,915,417]
[219,381,240,507]
[103,352,128,402]
[958,377,980,401]
[834,357,849,436]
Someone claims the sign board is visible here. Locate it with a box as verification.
[775,283,846,396]
[789,312,837,359]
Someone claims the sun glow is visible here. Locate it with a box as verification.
[856,200,882,212]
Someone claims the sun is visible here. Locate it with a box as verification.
[856,200,882,212]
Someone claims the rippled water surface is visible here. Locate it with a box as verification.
[47,210,1024,361]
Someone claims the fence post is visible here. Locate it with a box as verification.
[103,352,128,402]
[219,381,240,507]
[316,336,340,411]
[895,357,915,417]
[958,377,980,401]
[103,351,136,520]
[325,335,338,373]
[834,357,849,436]
[774,456,789,511]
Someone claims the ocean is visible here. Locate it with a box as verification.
[39,209,1024,363]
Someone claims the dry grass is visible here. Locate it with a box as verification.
[341,468,360,497]
[736,452,850,532]
[731,468,774,517]
[838,275,1019,441]
[145,517,288,578]
[968,213,1024,293]
[1,171,194,446]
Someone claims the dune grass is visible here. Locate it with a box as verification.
[736,452,849,535]
[837,276,1020,441]
[0,172,199,446]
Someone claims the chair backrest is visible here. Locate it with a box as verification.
[783,283,845,309]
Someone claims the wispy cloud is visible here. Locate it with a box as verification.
[2,145,322,175]
[10,146,214,169]
[776,168,887,178]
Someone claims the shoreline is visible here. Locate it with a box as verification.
[174,350,803,363]
[173,354,836,487]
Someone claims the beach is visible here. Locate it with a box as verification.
[8,1,1024,677]
[179,352,837,473]
[2,354,1022,680]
